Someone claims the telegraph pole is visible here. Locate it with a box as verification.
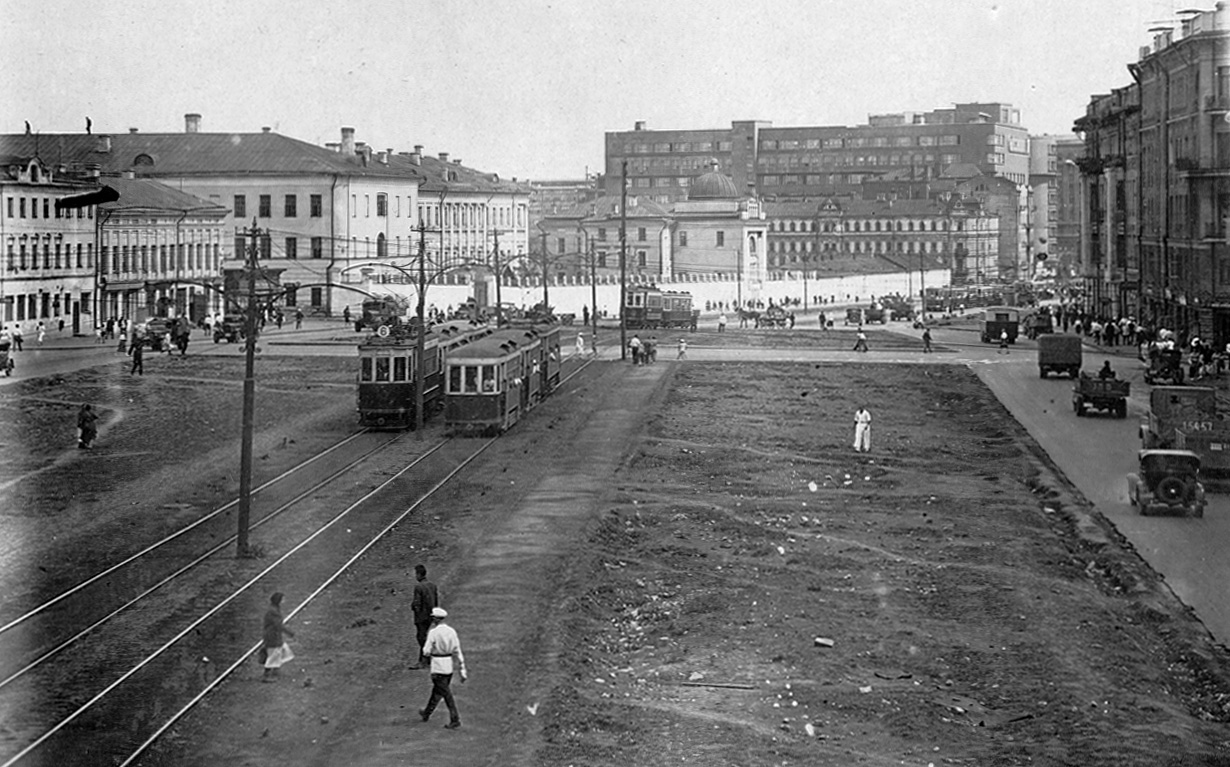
[589,237,598,355]
[415,219,428,434]
[619,160,628,360]
[541,229,550,312]
[236,219,261,557]
[492,228,503,325]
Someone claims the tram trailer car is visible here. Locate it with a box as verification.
[506,320,562,394]
[445,329,540,436]
[624,286,695,330]
[357,322,492,430]
[357,330,443,429]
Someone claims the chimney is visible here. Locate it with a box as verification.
[377,151,388,164]
[341,126,356,156]
[184,113,201,133]
[453,159,462,165]
[386,147,394,157]
[414,144,424,154]
[362,145,372,164]
[129,127,139,133]
[634,121,646,131]
[96,135,112,153]
[261,126,272,133]
[325,142,340,152]
[438,152,449,163]
[410,151,421,166]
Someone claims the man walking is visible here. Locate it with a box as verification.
[853,327,868,352]
[77,404,99,449]
[998,329,1010,354]
[420,607,467,729]
[922,327,932,353]
[853,405,872,452]
[295,308,304,330]
[129,340,144,376]
[409,564,440,670]
[717,312,727,333]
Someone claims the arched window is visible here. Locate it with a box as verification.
[377,233,387,258]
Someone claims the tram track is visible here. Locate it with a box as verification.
[0,356,595,766]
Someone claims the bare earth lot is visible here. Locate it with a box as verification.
[5,335,1230,765]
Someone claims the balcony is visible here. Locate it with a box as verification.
[1205,94,1229,114]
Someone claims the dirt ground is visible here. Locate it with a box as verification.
[7,333,1230,766]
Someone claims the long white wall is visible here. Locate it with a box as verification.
[338,268,952,318]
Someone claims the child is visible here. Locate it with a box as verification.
[677,338,687,360]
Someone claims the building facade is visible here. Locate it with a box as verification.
[604,104,1031,206]
[537,195,673,282]
[1077,3,1228,337]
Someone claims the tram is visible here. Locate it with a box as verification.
[443,322,560,436]
[624,286,696,330]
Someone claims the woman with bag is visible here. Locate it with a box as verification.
[261,592,296,681]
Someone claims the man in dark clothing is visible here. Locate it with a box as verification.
[129,340,144,376]
[409,564,440,669]
[77,404,98,448]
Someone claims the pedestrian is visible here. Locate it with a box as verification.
[677,337,687,359]
[922,327,932,353]
[645,336,657,364]
[788,312,796,329]
[575,332,585,358]
[129,340,144,376]
[58,318,65,334]
[36,321,45,346]
[998,329,1009,354]
[853,327,868,352]
[261,592,296,681]
[419,607,467,729]
[10,325,21,351]
[409,564,440,670]
[718,312,727,333]
[77,403,98,449]
[853,405,872,452]
[629,334,642,365]
[295,308,304,330]
[342,306,351,327]
[95,325,104,344]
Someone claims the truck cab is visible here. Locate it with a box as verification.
[1141,386,1218,449]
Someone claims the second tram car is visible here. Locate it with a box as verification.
[624,286,696,330]
[444,323,561,435]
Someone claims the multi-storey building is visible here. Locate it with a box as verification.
[98,176,228,323]
[604,104,1031,206]
[1027,135,1060,281]
[1051,136,1086,282]
[536,195,673,282]
[1077,3,1228,337]
[0,153,99,333]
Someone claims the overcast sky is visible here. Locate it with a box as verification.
[4,0,1195,180]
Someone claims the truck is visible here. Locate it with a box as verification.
[1174,428,1230,487]
[979,306,1019,344]
[1023,311,1054,340]
[1140,385,1218,449]
[1037,334,1082,378]
[1073,374,1130,418]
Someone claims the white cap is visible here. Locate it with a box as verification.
[431,607,448,618]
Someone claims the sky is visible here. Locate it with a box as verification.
[3,0,1200,181]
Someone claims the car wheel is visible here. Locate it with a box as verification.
[1156,476,1186,503]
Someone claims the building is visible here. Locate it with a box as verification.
[1051,136,1086,282]
[604,104,1031,206]
[527,177,602,230]
[536,195,672,282]
[97,175,229,323]
[0,151,100,333]
[1076,3,1228,336]
[1027,135,1060,281]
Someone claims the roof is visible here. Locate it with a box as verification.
[549,195,669,220]
[688,168,740,200]
[0,132,415,179]
[99,176,227,214]
[393,154,530,195]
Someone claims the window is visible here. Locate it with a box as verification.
[598,228,607,241]
[557,237,566,254]
[311,236,323,259]
[679,231,688,247]
[285,237,298,259]
[351,195,356,217]
[311,287,323,307]
[261,235,271,259]
[637,250,646,267]
[716,231,725,247]
[284,195,297,217]
[376,193,387,217]
[4,198,10,217]
[258,195,271,217]
[919,136,936,146]
[637,227,647,241]
[43,199,49,218]
[598,252,608,268]
[234,236,246,257]
[310,194,322,217]
[31,198,37,219]
[19,198,25,218]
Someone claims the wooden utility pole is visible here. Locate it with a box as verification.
[492,228,503,325]
[541,229,549,312]
[589,237,598,355]
[415,220,428,434]
[619,160,628,360]
[236,219,260,557]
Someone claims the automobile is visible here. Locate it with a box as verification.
[213,315,245,343]
[142,318,173,352]
[1127,449,1206,517]
[1072,373,1129,418]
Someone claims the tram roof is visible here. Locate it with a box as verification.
[447,329,541,362]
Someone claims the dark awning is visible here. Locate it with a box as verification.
[55,185,120,211]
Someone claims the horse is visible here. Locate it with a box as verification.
[737,308,759,328]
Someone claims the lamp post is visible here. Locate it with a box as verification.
[619,160,628,361]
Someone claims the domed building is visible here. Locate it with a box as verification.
[670,160,767,307]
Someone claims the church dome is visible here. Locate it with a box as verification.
[688,159,740,200]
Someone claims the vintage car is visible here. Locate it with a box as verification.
[1127,449,1206,517]
[213,315,245,343]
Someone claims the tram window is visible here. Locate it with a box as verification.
[375,357,391,382]
[449,365,463,393]
[393,356,407,381]
[464,365,479,393]
[481,365,496,392]
[360,357,374,382]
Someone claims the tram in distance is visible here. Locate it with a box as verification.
[624,285,698,330]
[356,321,494,429]
[444,322,562,436]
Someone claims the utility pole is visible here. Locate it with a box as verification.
[236,218,261,558]
[589,237,598,355]
[492,228,503,325]
[415,219,428,434]
[541,229,549,312]
[619,160,628,361]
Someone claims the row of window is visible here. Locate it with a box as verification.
[759,152,960,169]
[5,242,94,271]
[763,135,961,151]
[5,291,89,323]
[5,197,94,220]
[624,140,734,154]
[767,239,948,255]
[102,244,220,275]
[769,219,962,233]
[235,194,323,219]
